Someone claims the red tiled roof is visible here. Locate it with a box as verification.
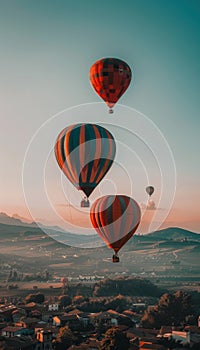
[2,326,22,332]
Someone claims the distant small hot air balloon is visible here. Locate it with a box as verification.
[146,186,154,197]
[90,58,132,113]
[90,195,141,262]
[55,123,116,206]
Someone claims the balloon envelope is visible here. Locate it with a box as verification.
[55,123,116,198]
[90,58,132,112]
[146,186,154,197]
[90,195,141,253]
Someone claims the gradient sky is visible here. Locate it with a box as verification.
[0,0,199,233]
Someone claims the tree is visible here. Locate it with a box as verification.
[58,295,72,308]
[53,326,77,350]
[104,294,128,312]
[100,327,130,350]
[93,277,161,297]
[142,290,193,328]
[72,295,84,305]
[25,292,45,304]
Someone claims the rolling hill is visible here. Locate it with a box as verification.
[0,222,199,282]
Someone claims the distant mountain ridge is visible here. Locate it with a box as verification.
[12,213,33,224]
[0,221,102,247]
[0,218,199,249]
[1,212,199,241]
[142,227,200,242]
[0,212,38,227]
[0,212,65,232]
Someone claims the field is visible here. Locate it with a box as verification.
[0,223,199,295]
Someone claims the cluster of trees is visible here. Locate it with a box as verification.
[58,295,72,308]
[7,269,50,282]
[25,292,45,304]
[7,284,18,290]
[142,290,196,328]
[74,294,132,313]
[7,269,19,282]
[52,326,79,350]
[58,277,162,299]
[52,325,130,350]
[93,277,162,297]
[100,327,130,350]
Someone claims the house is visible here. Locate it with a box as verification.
[41,312,53,323]
[35,329,53,350]
[0,304,17,321]
[17,317,41,329]
[139,341,165,350]
[90,309,134,329]
[90,310,119,328]
[53,314,81,330]
[171,330,190,345]
[67,308,83,316]
[79,312,90,327]
[35,326,59,339]
[158,328,191,346]
[48,303,59,312]
[67,309,90,327]
[1,326,24,337]
[123,310,137,322]
[42,309,64,323]
[17,302,44,317]
[12,308,26,322]
[0,335,37,349]
[127,327,163,350]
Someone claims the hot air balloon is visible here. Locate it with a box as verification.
[55,123,116,206]
[90,195,141,262]
[146,186,154,197]
[90,58,132,113]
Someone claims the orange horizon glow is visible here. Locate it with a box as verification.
[1,203,199,234]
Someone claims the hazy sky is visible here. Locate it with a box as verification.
[0,0,199,233]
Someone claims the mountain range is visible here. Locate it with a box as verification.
[0,213,199,279]
[0,212,65,232]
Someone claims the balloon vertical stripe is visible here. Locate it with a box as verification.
[90,195,141,254]
[55,123,116,198]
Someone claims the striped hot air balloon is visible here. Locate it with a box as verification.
[90,58,132,113]
[55,124,116,205]
[90,195,141,262]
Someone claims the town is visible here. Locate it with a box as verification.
[0,276,200,349]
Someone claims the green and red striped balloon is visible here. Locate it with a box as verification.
[55,123,116,198]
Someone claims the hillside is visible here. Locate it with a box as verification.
[143,227,200,242]
[0,223,199,286]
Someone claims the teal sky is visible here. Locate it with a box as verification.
[0,0,199,232]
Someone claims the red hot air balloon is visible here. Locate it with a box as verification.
[55,124,116,206]
[146,186,154,197]
[90,195,141,262]
[90,58,132,113]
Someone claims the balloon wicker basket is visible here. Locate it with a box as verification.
[80,198,90,208]
[112,254,120,263]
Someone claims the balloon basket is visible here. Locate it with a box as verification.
[109,108,114,114]
[112,254,120,263]
[80,198,90,208]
